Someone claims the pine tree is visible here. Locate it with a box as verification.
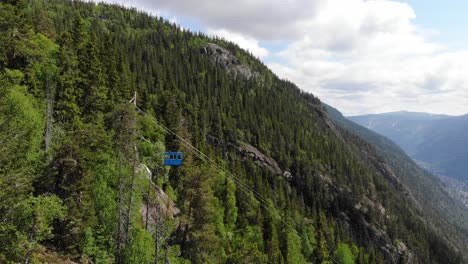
[79,33,109,117]
[0,0,32,70]
[55,31,81,128]
[314,230,333,264]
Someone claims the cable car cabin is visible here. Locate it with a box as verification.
[164,152,183,166]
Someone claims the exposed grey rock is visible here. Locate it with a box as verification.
[397,241,407,254]
[141,183,181,233]
[206,134,282,175]
[201,43,258,80]
[238,141,282,174]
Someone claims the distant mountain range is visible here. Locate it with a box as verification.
[349,111,468,182]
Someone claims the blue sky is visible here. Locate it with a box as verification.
[398,0,468,48]
[98,0,468,116]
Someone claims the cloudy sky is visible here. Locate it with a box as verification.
[95,0,468,116]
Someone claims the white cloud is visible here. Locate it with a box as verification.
[268,0,468,115]
[118,0,324,41]
[207,29,269,59]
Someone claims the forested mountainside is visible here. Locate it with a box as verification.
[0,1,465,263]
[325,105,468,255]
[349,112,468,182]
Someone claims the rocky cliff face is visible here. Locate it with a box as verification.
[201,43,258,80]
[206,134,283,175]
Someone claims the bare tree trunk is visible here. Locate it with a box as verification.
[45,76,54,154]
[23,211,37,264]
[145,164,152,231]
[125,145,139,239]
[154,201,160,264]
[145,179,151,231]
[116,156,125,264]
[164,240,170,264]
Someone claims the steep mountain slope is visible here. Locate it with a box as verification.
[325,104,468,256]
[0,1,465,263]
[349,112,468,182]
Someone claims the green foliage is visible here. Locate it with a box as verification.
[314,230,332,264]
[28,33,59,98]
[25,195,67,241]
[125,227,155,264]
[180,166,227,263]
[300,224,315,260]
[0,69,44,166]
[0,67,48,262]
[0,195,66,263]
[334,243,355,264]
[0,0,33,70]
[228,226,268,263]
[189,36,209,48]
[224,178,238,233]
[285,226,308,264]
[55,31,81,127]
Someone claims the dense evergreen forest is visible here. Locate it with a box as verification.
[0,0,465,263]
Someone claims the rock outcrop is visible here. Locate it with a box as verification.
[201,43,258,80]
[206,134,282,175]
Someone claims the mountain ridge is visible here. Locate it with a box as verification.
[349,111,468,183]
[348,110,452,120]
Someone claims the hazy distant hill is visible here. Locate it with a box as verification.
[349,111,468,181]
[325,104,468,253]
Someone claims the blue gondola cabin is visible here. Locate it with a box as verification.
[164,152,183,166]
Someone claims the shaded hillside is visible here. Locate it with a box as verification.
[325,104,468,257]
[349,112,468,182]
[0,1,464,263]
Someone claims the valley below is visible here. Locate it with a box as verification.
[350,112,468,210]
[416,159,468,208]
[440,176,468,208]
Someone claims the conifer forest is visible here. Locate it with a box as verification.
[0,1,467,263]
